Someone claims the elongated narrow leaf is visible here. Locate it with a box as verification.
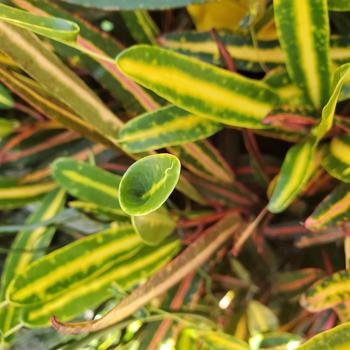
[116,45,280,129]
[59,0,208,10]
[322,135,350,183]
[300,270,350,312]
[305,183,350,231]
[121,10,159,44]
[160,32,350,72]
[131,207,176,246]
[22,239,180,327]
[0,189,65,338]
[0,181,57,208]
[274,0,331,109]
[13,0,158,114]
[334,300,350,323]
[274,268,324,296]
[312,63,350,142]
[118,105,222,153]
[0,3,79,43]
[297,322,350,350]
[7,223,143,305]
[328,0,350,11]
[0,22,122,139]
[52,215,240,334]
[0,67,112,146]
[268,139,316,213]
[169,140,234,184]
[119,154,181,216]
[52,158,121,210]
[0,83,14,109]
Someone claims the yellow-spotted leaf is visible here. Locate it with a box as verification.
[119,154,181,216]
[131,206,177,246]
[7,223,143,306]
[328,0,350,11]
[177,328,250,350]
[297,322,350,350]
[274,0,331,109]
[305,183,350,231]
[51,215,240,334]
[0,3,79,43]
[21,239,180,327]
[247,300,279,336]
[0,188,65,338]
[300,270,350,312]
[118,105,222,153]
[268,139,316,213]
[0,181,57,209]
[51,158,121,210]
[160,31,350,73]
[322,135,350,183]
[116,45,280,129]
[0,83,14,109]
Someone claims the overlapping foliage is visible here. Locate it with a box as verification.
[1,0,350,349]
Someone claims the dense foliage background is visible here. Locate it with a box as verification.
[1,0,350,349]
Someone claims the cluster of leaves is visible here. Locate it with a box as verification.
[1,0,350,349]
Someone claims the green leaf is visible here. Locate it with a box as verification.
[300,270,350,312]
[322,135,350,182]
[0,22,123,140]
[51,157,122,211]
[274,268,324,296]
[305,183,350,231]
[247,300,279,336]
[7,223,144,306]
[274,0,331,109]
[118,105,222,153]
[251,332,302,350]
[0,3,79,43]
[116,45,280,129]
[160,31,350,73]
[0,118,18,139]
[121,10,159,44]
[131,207,177,246]
[51,215,240,334]
[169,140,235,184]
[297,322,350,350]
[119,154,181,216]
[0,68,112,146]
[58,0,208,10]
[268,139,316,213]
[328,0,350,11]
[0,181,57,209]
[312,63,350,142]
[0,189,65,338]
[22,239,180,327]
[13,0,158,115]
[0,83,14,109]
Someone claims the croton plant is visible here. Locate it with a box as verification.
[1,0,350,349]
